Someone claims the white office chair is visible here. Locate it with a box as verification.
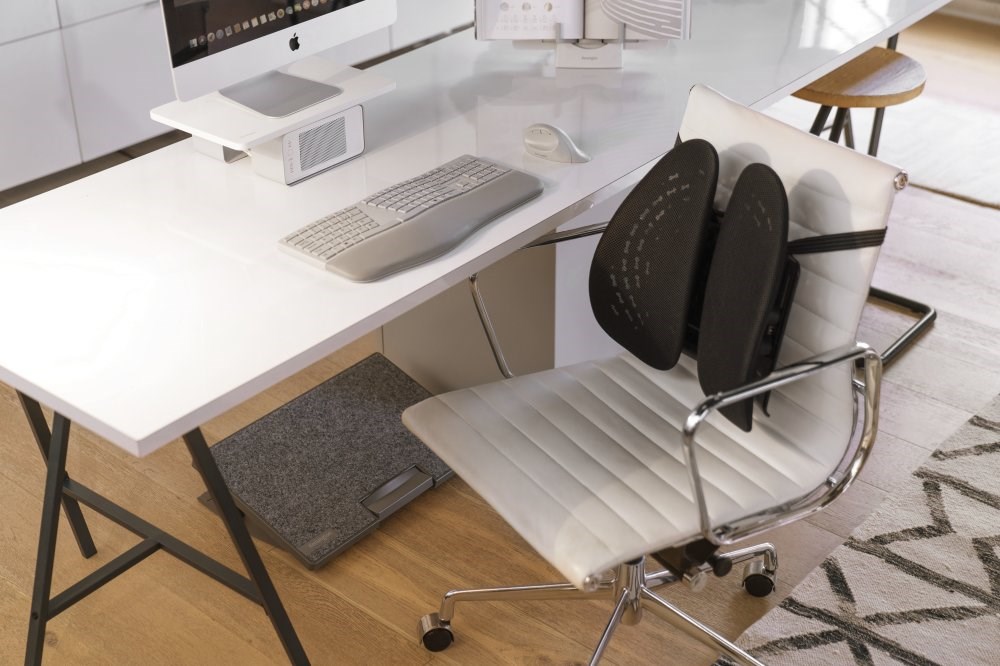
[404,85,902,665]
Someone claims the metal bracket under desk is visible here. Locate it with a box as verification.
[16,392,310,666]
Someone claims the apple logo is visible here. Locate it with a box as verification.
[289,33,300,51]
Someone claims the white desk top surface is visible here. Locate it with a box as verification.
[0,0,947,456]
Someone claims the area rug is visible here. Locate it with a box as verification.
[764,95,1000,209]
[729,393,1000,665]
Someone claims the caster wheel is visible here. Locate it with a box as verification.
[418,613,454,652]
[743,572,775,597]
[742,560,775,597]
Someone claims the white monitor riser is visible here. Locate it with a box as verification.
[152,56,395,184]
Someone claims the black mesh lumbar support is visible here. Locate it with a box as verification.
[698,163,794,431]
[589,139,719,370]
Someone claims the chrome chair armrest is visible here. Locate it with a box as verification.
[681,342,883,545]
[469,222,611,379]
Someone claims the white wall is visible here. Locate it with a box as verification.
[0,0,60,44]
[1,0,472,191]
[391,0,473,50]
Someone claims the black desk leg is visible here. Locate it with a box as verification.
[25,414,72,665]
[183,428,310,666]
[17,392,97,559]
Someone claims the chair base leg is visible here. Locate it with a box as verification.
[867,287,937,368]
[420,547,775,664]
[640,588,764,666]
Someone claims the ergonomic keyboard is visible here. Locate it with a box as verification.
[279,155,545,282]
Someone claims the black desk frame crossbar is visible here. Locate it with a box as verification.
[18,392,310,666]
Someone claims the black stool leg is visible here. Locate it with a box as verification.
[828,108,849,144]
[868,106,887,157]
[25,414,73,666]
[183,429,310,666]
[809,105,833,135]
[808,105,851,147]
[18,393,96,559]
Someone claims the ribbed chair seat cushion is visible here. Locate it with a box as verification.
[402,352,854,589]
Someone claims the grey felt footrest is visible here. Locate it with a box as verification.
[204,353,451,569]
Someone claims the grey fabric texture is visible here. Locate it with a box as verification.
[211,353,449,567]
[721,394,1000,665]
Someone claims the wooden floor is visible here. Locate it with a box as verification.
[2,12,999,665]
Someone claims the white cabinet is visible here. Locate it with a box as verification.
[56,0,150,27]
[390,0,472,50]
[61,3,176,161]
[0,0,472,191]
[0,0,60,44]
[0,32,81,190]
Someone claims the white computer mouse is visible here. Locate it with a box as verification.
[523,123,591,163]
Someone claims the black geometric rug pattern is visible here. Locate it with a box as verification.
[729,396,1000,665]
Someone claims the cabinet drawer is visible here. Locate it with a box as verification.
[0,32,81,190]
[62,4,176,161]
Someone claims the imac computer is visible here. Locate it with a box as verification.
[158,0,397,116]
[154,0,398,183]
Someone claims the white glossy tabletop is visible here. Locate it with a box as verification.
[0,0,948,456]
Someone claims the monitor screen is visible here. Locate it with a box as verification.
[162,0,368,69]
[158,0,394,101]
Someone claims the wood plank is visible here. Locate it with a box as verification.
[858,306,1000,413]
[877,380,976,451]
[0,366,428,665]
[901,13,1000,112]
[860,306,1000,377]
[805,480,889,539]
[0,473,278,665]
[884,187,1000,248]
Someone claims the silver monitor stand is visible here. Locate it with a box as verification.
[220,70,343,118]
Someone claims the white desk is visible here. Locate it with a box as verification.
[0,0,950,663]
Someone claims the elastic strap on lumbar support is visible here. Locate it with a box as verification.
[787,228,887,254]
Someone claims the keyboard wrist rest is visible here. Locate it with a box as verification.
[327,170,544,282]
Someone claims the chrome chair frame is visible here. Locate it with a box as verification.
[425,229,883,665]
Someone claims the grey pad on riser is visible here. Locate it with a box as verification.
[208,353,451,569]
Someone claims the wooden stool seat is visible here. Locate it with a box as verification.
[794,47,925,109]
